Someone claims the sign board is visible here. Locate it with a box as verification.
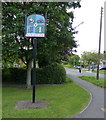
[25,14,45,37]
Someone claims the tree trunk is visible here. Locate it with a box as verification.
[26,61,32,89]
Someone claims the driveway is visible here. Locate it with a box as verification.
[65,68,106,118]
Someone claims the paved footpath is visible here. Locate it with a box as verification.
[65,68,106,118]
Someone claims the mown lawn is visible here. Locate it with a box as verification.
[63,64,77,70]
[2,78,91,118]
[82,70,106,74]
[92,70,106,74]
[79,76,106,88]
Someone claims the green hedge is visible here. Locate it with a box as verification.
[36,63,66,84]
[2,68,27,84]
[2,63,66,84]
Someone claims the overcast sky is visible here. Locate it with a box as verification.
[71,0,105,56]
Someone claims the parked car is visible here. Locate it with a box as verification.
[99,67,106,70]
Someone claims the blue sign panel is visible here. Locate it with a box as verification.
[25,14,45,37]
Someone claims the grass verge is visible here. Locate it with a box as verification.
[2,77,91,118]
[79,76,106,88]
[82,70,106,74]
[63,64,77,70]
[82,70,90,72]
[92,70,106,74]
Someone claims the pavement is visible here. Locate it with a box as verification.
[65,68,106,118]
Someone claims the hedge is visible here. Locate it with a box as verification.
[2,63,66,84]
[2,68,27,84]
[36,63,66,84]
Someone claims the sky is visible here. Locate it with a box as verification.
[70,0,105,56]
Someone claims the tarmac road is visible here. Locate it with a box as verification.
[65,68,106,118]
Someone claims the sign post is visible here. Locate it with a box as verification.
[25,14,45,103]
[26,14,45,38]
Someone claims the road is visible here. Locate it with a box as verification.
[65,68,106,118]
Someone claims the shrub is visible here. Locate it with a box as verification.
[2,63,66,84]
[2,68,26,84]
[63,61,68,65]
[36,63,66,84]
[2,68,11,82]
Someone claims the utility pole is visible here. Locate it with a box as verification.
[96,7,103,80]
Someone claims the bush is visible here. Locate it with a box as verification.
[63,61,68,65]
[36,63,66,84]
[2,68,27,84]
[2,68,11,82]
[2,63,66,84]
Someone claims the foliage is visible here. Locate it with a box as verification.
[3,63,66,84]
[2,60,20,68]
[62,61,69,65]
[68,54,80,66]
[36,63,66,84]
[2,68,27,84]
[2,78,90,118]
[81,51,106,67]
[79,76,106,88]
[2,2,81,87]
[81,51,98,66]
[2,2,81,68]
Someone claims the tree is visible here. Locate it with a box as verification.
[2,2,81,87]
[68,54,80,66]
[81,51,100,69]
